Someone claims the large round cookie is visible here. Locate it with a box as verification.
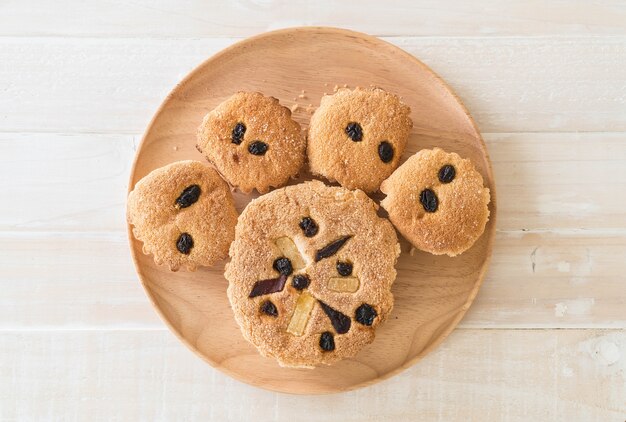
[308,87,413,193]
[380,148,491,256]
[196,91,305,194]
[127,160,238,271]
[226,180,400,368]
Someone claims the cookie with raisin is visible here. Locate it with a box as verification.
[225,180,400,368]
[127,160,237,271]
[197,92,305,194]
[308,87,413,192]
[380,148,491,256]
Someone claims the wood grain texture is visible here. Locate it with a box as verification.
[2,0,626,37]
[2,132,624,232]
[1,37,625,134]
[128,27,495,394]
[1,330,624,421]
[3,230,624,330]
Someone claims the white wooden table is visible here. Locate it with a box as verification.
[2,1,625,420]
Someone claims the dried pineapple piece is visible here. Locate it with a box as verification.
[286,292,316,336]
[327,277,360,293]
[275,237,306,270]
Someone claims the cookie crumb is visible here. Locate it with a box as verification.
[290,104,299,112]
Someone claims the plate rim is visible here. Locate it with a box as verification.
[126,26,498,395]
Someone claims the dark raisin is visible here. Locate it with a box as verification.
[176,233,194,254]
[355,304,377,326]
[175,184,201,208]
[315,236,351,262]
[232,122,246,145]
[336,261,353,276]
[260,300,278,317]
[248,141,268,156]
[291,274,310,290]
[319,331,335,352]
[345,122,363,142]
[319,301,351,334]
[299,217,319,237]
[419,189,438,213]
[249,274,287,298]
[378,141,394,163]
[273,257,293,276]
[438,164,456,183]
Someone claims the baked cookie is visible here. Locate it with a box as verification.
[127,160,238,271]
[226,180,400,368]
[380,148,491,256]
[308,87,413,192]
[196,92,305,194]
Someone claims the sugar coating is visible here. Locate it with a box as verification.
[197,92,306,194]
[225,180,400,368]
[380,148,491,256]
[308,87,413,193]
[127,160,238,271]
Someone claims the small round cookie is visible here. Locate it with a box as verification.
[196,92,305,194]
[308,87,413,192]
[380,148,491,256]
[226,180,400,368]
[127,160,238,271]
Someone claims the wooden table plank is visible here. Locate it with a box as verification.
[1,0,625,37]
[1,329,623,421]
[2,132,624,232]
[2,230,624,329]
[1,37,624,133]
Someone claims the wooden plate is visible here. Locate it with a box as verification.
[128,27,496,394]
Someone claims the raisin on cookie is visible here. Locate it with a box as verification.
[380,148,491,256]
[225,180,400,368]
[127,160,237,271]
[196,92,305,194]
[308,87,413,192]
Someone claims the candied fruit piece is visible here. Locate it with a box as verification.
[286,291,316,336]
[319,301,351,334]
[315,236,351,262]
[249,275,287,298]
[275,237,306,270]
[327,277,359,293]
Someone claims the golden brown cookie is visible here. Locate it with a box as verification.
[127,160,237,271]
[225,180,400,368]
[308,87,413,192]
[196,92,305,194]
[380,148,491,256]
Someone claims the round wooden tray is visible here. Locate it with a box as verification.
[128,27,496,394]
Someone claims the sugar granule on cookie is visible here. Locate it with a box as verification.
[380,148,491,256]
[127,160,238,271]
[307,87,413,192]
[196,91,306,194]
[225,180,400,368]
